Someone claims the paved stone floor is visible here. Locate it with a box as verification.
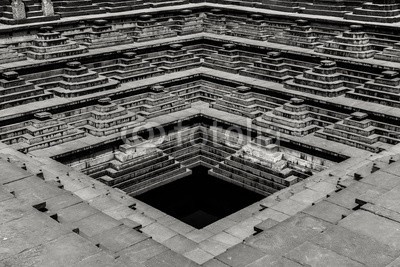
[1,133,400,266]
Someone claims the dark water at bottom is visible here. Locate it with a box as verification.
[136,166,265,229]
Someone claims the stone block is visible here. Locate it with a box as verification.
[216,244,265,267]
[285,241,364,266]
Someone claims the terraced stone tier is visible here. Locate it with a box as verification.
[74,141,191,196]
[211,85,283,118]
[283,60,349,97]
[128,14,177,42]
[115,85,190,118]
[36,61,120,97]
[0,111,85,153]
[269,19,321,49]
[315,25,376,59]
[171,9,204,36]
[346,70,400,108]
[52,0,105,17]
[204,43,256,74]
[88,52,163,83]
[254,98,322,137]
[375,42,400,62]
[256,0,300,12]
[203,9,228,35]
[167,80,231,103]
[144,44,201,73]
[345,0,400,23]
[315,111,400,152]
[227,14,272,41]
[303,0,347,17]
[26,26,87,60]
[0,71,52,110]
[240,51,305,83]
[80,19,132,49]
[91,0,150,12]
[0,44,26,64]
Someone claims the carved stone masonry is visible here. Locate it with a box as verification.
[11,0,26,20]
[42,0,55,16]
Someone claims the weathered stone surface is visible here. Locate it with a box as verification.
[216,244,265,267]
[141,222,177,243]
[163,234,198,254]
[311,225,399,266]
[340,210,400,250]
[285,241,364,267]
[145,249,200,267]
[90,225,148,253]
[246,214,330,255]
[246,254,303,267]
[1,233,101,266]
[118,239,168,264]
[11,0,26,20]
[42,0,55,16]
[184,248,214,265]
[70,212,122,237]
[0,212,68,260]
[303,200,351,223]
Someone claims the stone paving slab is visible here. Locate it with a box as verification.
[0,212,69,260]
[253,218,279,233]
[285,241,364,267]
[45,193,83,212]
[89,225,148,253]
[127,212,155,228]
[184,247,214,265]
[361,203,400,224]
[0,161,33,184]
[310,225,400,266]
[146,249,200,267]
[203,259,231,267]
[254,208,290,222]
[325,188,361,210]
[204,218,237,234]
[270,199,309,216]
[58,202,100,223]
[141,222,178,243]
[289,188,327,205]
[88,195,126,211]
[162,234,198,254]
[340,210,400,250]
[302,200,351,224]
[0,197,34,225]
[185,229,214,243]
[216,244,266,267]
[211,232,242,248]
[246,214,330,255]
[120,218,142,230]
[199,239,230,257]
[74,252,129,267]
[375,186,400,214]
[1,233,101,267]
[245,254,303,267]
[10,181,65,206]
[0,186,14,202]
[69,212,123,238]
[118,239,169,265]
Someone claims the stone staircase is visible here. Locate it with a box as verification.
[52,0,105,17]
[0,71,53,110]
[0,0,59,24]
